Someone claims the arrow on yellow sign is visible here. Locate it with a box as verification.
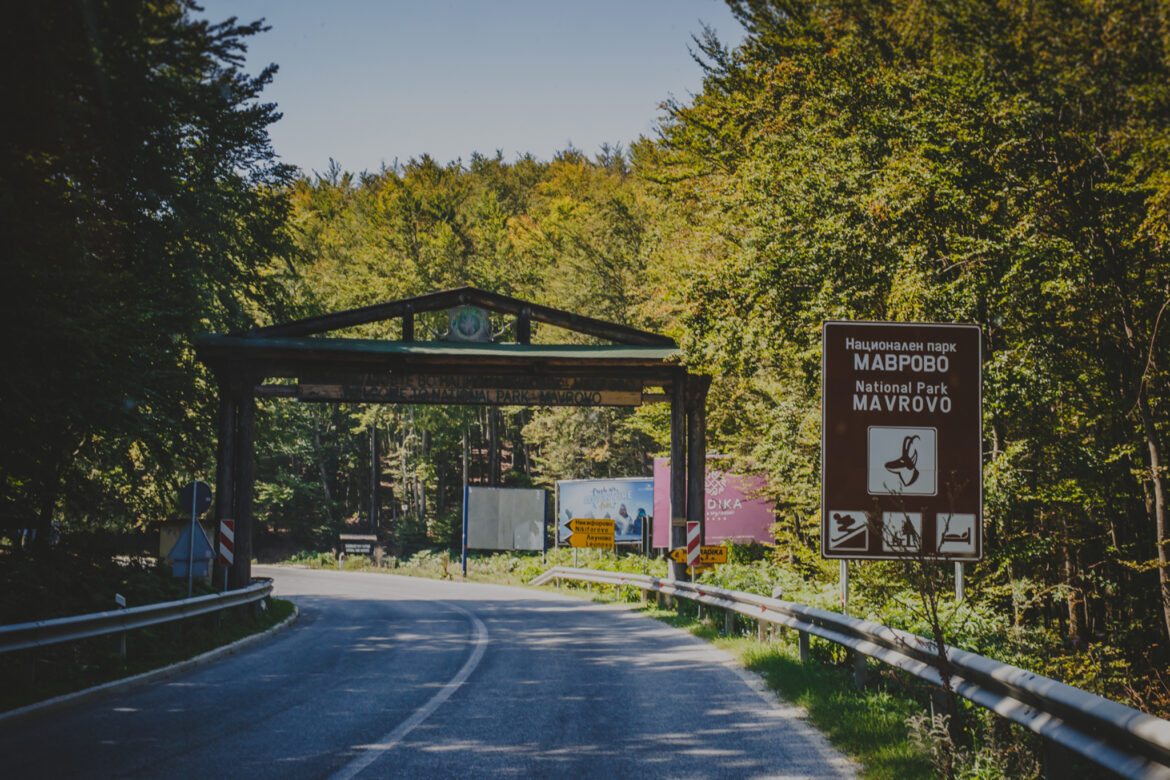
[669,546,728,565]
[567,518,615,549]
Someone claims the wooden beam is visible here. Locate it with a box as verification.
[249,288,468,339]
[293,384,644,406]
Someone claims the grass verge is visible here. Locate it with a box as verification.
[636,605,935,779]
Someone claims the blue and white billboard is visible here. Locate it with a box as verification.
[556,478,653,544]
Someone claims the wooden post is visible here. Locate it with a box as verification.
[402,305,414,342]
[798,630,811,663]
[687,376,710,544]
[518,305,531,344]
[213,384,237,589]
[231,387,255,590]
[669,372,688,581]
[724,609,735,635]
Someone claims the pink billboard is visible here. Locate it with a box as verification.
[653,457,776,547]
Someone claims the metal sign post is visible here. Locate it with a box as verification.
[821,321,983,563]
[178,480,213,598]
[187,487,196,598]
[840,560,849,615]
[462,484,469,577]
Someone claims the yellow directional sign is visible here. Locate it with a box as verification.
[669,546,728,566]
[567,518,615,549]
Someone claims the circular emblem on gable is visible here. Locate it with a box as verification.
[447,305,491,342]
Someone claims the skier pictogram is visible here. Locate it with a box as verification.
[826,511,869,551]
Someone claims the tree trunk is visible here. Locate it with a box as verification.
[29,434,70,553]
[313,418,335,525]
[1061,515,1084,643]
[419,428,428,520]
[1137,389,1170,643]
[488,407,500,486]
[400,423,410,520]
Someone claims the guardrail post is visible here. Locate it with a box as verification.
[22,650,36,686]
[852,651,867,688]
[115,594,127,662]
[929,687,948,720]
[1042,738,1076,779]
[724,609,735,635]
[798,630,811,663]
[757,620,765,641]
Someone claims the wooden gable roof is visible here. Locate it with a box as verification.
[247,286,676,348]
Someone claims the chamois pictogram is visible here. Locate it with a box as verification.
[883,434,921,487]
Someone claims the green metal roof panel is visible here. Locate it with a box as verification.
[195,334,680,363]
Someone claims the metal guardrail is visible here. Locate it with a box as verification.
[531,566,1170,780]
[0,579,274,654]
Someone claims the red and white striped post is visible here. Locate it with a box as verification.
[218,519,235,590]
[686,521,701,569]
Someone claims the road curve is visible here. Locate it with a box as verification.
[1,566,856,779]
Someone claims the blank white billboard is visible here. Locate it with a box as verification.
[466,487,547,551]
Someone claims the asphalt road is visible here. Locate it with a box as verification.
[2,566,856,779]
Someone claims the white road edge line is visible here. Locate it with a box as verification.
[329,602,489,780]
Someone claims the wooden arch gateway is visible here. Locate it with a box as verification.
[195,286,710,588]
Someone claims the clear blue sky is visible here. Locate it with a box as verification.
[195,1,746,175]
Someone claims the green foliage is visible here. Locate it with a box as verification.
[256,148,669,553]
[0,546,205,624]
[641,0,1170,699]
[0,0,294,540]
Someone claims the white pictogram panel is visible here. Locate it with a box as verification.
[826,511,869,552]
[868,427,937,496]
[881,512,923,553]
[935,513,977,556]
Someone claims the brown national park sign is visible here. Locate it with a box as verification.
[821,321,982,561]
